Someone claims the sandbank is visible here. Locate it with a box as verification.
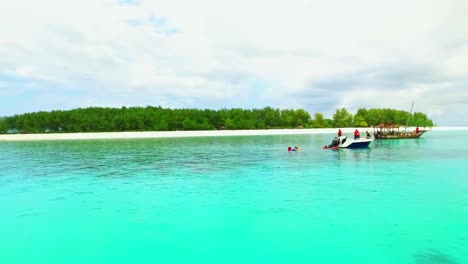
[0,127,466,142]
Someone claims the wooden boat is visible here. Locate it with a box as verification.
[373,101,430,140]
[373,124,428,139]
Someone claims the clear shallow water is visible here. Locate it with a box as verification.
[0,131,467,264]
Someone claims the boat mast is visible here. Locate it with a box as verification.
[404,101,414,133]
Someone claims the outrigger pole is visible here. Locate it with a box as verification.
[404,101,415,133]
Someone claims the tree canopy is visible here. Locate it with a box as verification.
[0,106,434,134]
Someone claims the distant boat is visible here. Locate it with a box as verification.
[373,124,428,140]
[373,101,430,140]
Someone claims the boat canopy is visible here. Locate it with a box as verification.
[375,123,400,129]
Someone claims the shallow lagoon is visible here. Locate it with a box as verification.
[0,130,467,263]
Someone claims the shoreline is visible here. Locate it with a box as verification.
[0,127,467,142]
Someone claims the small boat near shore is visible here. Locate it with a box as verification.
[373,101,431,140]
[324,136,373,149]
[373,124,429,140]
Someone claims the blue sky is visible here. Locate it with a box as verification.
[0,0,467,125]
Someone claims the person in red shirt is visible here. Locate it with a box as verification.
[416,126,419,133]
[338,129,342,137]
[354,129,360,139]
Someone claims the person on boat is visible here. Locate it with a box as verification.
[338,129,342,137]
[416,126,420,133]
[376,130,381,139]
[366,131,371,139]
[354,129,360,139]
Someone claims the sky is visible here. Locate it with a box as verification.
[0,0,467,126]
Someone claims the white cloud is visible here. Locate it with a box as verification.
[0,0,467,125]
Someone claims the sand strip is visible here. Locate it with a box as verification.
[0,127,465,141]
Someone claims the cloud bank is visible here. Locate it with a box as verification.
[0,0,467,125]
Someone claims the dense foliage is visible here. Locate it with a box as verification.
[0,106,433,134]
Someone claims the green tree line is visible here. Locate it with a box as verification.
[0,106,433,134]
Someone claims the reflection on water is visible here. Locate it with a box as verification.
[414,249,459,264]
[373,138,422,149]
[330,147,373,162]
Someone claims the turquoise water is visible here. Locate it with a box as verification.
[0,131,467,263]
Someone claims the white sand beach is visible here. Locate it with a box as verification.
[0,129,341,141]
[0,127,466,141]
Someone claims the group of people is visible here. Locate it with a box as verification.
[288,146,300,152]
[290,128,374,151]
[338,128,371,140]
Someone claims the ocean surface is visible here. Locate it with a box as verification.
[0,130,467,264]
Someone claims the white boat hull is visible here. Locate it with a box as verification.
[338,136,373,148]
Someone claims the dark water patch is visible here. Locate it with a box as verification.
[414,249,459,264]
[18,212,41,218]
[48,196,67,201]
